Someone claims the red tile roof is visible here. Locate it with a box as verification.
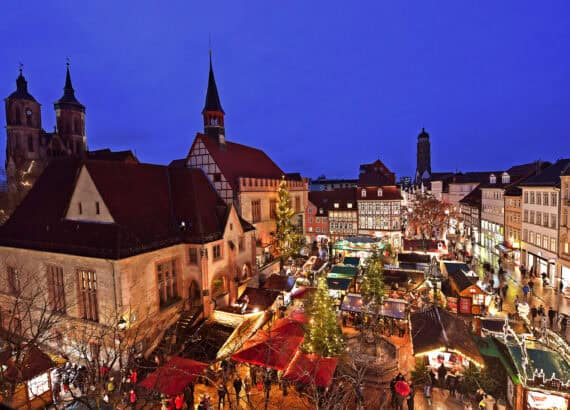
[358,159,396,186]
[186,134,286,190]
[357,186,402,201]
[309,188,357,212]
[0,158,253,259]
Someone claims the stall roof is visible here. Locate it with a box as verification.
[182,320,235,363]
[217,312,271,360]
[341,294,407,319]
[326,277,352,291]
[476,336,520,383]
[448,269,479,292]
[342,257,361,266]
[291,286,317,300]
[283,351,338,387]
[506,339,570,385]
[340,293,364,313]
[139,357,207,396]
[238,287,281,310]
[231,318,304,370]
[397,253,431,264]
[1,344,55,382]
[410,307,484,366]
[263,274,296,292]
[442,262,471,277]
[330,265,358,277]
[481,319,530,336]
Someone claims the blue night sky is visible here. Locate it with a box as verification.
[1,1,569,179]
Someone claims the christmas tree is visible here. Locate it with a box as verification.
[275,177,302,260]
[302,277,344,357]
[361,250,386,315]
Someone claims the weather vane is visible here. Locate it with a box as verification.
[18,62,23,75]
[66,57,70,68]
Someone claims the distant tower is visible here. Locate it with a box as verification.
[54,62,86,157]
[4,66,42,193]
[202,52,225,145]
[415,128,431,185]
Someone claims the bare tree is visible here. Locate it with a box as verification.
[407,194,450,240]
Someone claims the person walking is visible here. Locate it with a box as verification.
[184,384,194,410]
[548,307,556,329]
[407,381,415,410]
[538,304,545,317]
[129,390,137,407]
[522,284,530,300]
[437,363,447,389]
[531,305,538,326]
[217,383,226,410]
[424,383,432,407]
[233,375,242,406]
[528,279,534,294]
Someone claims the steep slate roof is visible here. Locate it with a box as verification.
[357,186,402,201]
[410,306,484,365]
[459,187,482,208]
[87,148,139,163]
[202,55,224,114]
[478,161,550,190]
[308,188,357,212]
[0,159,253,259]
[55,65,84,110]
[187,134,285,190]
[519,159,570,187]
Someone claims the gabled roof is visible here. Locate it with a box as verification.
[358,159,396,186]
[410,306,484,366]
[0,159,252,259]
[519,159,570,187]
[186,134,285,190]
[357,186,402,201]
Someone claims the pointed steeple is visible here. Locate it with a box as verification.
[55,61,85,112]
[7,64,37,102]
[202,52,224,114]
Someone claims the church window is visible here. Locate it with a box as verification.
[27,135,34,152]
[77,269,98,322]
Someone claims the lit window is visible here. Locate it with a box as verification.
[334,203,339,209]
[361,189,367,198]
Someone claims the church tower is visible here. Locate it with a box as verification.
[4,67,42,193]
[415,128,431,185]
[202,53,225,146]
[54,63,86,157]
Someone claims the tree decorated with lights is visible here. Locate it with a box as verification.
[275,177,302,261]
[361,250,386,313]
[302,277,344,357]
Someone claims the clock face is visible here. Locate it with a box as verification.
[25,109,32,117]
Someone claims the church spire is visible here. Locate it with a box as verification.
[7,63,37,102]
[55,60,85,112]
[202,52,224,114]
[202,52,225,143]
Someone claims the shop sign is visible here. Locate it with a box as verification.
[447,297,458,313]
[27,372,50,398]
[459,297,472,314]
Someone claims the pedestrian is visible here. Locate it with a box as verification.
[390,376,397,408]
[424,383,432,407]
[407,381,415,410]
[539,304,545,317]
[437,363,447,388]
[541,315,547,336]
[448,371,457,397]
[233,375,242,405]
[184,384,194,410]
[529,279,534,294]
[548,307,556,328]
[129,368,138,384]
[502,284,508,298]
[560,281,565,294]
[263,373,272,403]
[395,391,405,410]
[522,284,530,300]
[514,295,520,311]
[129,389,137,406]
[531,305,538,325]
[217,383,226,410]
[243,375,251,404]
[495,295,502,312]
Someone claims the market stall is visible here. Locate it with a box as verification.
[326,276,353,301]
[410,306,485,373]
[443,262,491,315]
[333,236,386,260]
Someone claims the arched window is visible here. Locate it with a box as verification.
[361,189,367,198]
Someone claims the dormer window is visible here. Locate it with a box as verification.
[361,189,367,198]
[501,172,510,184]
[334,203,339,209]
[319,208,323,214]
[347,203,353,209]
[377,188,383,197]
[489,174,496,184]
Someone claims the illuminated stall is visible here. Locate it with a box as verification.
[333,236,386,260]
[443,262,491,315]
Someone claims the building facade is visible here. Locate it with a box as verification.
[305,197,329,243]
[0,159,257,359]
[559,172,570,287]
[520,160,570,284]
[326,189,358,241]
[504,187,523,265]
[309,178,358,192]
